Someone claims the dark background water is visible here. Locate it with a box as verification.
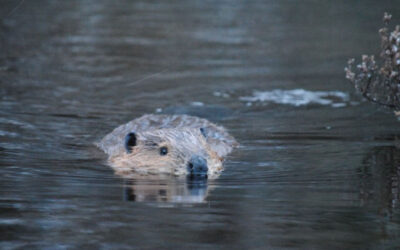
[1,0,400,249]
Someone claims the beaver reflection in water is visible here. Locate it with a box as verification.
[97,114,238,178]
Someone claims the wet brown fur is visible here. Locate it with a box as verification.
[97,114,238,177]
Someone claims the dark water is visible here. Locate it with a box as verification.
[1,0,400,249]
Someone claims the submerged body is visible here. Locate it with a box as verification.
[97,114,238,177]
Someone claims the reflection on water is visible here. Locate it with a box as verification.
[240,89,351,107]
[123,176,209,204]
[359,145,400,216]
[2,0,400,249]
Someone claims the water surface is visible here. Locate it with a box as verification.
[1,0,400,249]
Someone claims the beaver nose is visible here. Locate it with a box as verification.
[187,155,208,177]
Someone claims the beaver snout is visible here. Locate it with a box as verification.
[187,155,208,177]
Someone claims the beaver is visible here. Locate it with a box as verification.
[97,114,238,177]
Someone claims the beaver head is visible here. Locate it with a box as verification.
[108,128,223,177]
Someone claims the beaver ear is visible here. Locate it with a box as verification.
[125,132,137,153]
[200,127,207,138]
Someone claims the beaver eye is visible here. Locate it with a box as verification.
[124,132,137,153]
[159,146,168,156]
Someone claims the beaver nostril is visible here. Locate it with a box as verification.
[187,156,208,176]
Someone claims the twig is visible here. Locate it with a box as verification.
[6,0,25,18]
[126,69,169,86]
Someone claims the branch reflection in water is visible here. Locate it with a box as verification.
[358,143,400,217]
